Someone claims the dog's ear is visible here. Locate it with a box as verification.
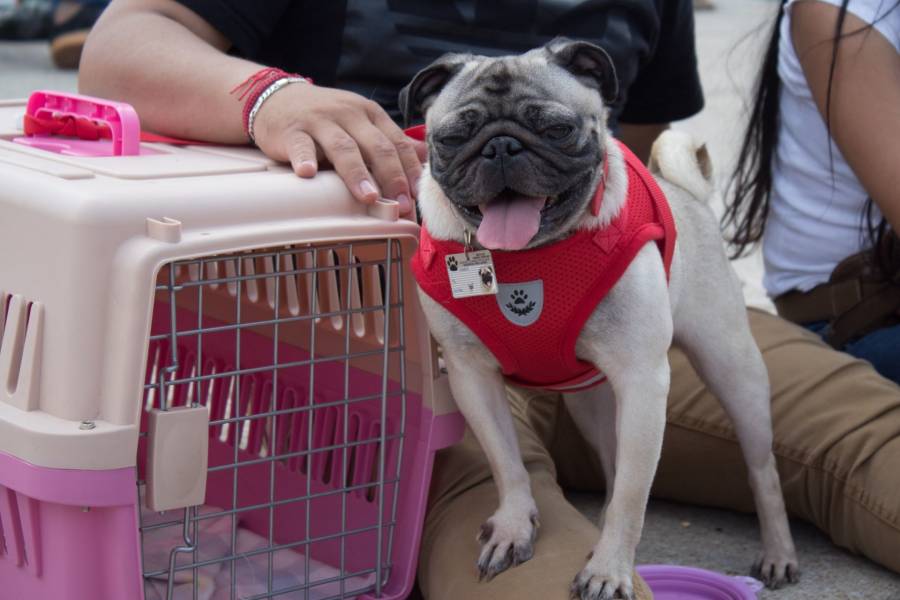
[545,38,618,103]
[398,54,467,125]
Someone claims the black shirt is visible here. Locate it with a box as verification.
[176,0,704,128]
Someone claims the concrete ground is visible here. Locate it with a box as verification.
[1,0,898,598]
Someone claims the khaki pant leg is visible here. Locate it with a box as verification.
[418,387,652,600]
[655,309,900,572]
[552,309,900,573]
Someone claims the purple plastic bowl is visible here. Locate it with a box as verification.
[637,565,759,600]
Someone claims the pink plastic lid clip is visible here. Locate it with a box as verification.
[14,90,141,157]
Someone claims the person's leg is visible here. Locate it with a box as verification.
[418,386,652,600]
[553,309,900,573]
[660,309,900,572]
[842,323,900,385]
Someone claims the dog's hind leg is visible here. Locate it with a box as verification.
[672,287,799,588]
[563,383,617,526]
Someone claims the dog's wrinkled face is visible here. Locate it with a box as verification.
[399,39,618,250]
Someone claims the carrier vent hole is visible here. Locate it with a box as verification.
[0,293,11,348]
[282,253,301,316]
[343,414,361,488]
[349,257,366,338]
[322,251,343,331]
[243,257,259,304]
[262,256,277,310]
[224,259,238,297]
[205,260,220,290]
[4,299,34,396]
[314,406,339,485]
[0,494,7,558]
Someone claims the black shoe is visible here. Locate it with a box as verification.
[0,0,54,40]
[49,3,105,69]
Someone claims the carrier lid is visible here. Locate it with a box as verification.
[0,145,94,179]
[0,92,268,180]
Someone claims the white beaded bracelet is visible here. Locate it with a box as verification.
[247,77,309,143]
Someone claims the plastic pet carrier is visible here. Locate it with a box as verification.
[0,92,463,600]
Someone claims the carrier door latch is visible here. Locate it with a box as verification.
[145,406,209,512]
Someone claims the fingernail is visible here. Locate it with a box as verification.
[299,160,317,174]
[359,179,378,200]
[397,193,411,214]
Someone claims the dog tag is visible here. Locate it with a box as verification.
[445,250,498,298]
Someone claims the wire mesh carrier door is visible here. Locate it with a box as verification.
[139,239,430,600]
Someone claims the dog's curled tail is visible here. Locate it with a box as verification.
[648,129,713,203]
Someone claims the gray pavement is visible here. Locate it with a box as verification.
[1,0,899,598]
[0,40,77,97]
[575,493,900,599]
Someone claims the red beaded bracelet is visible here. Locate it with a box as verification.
[230,67,308,141]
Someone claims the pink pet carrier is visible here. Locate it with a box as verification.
[0,92,464,600]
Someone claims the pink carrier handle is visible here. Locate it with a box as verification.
[22,90,141,156]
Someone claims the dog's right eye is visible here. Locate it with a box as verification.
[438,135,467,147]
[544,125,574,140]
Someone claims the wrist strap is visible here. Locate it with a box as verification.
[231,67,310,142]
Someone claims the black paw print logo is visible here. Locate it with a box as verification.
[506,289,536,316]
[446,256,459,271]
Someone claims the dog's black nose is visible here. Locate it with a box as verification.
[481,136,523,159]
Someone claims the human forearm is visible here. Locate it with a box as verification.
[78,0,423,213]
[79,0,258,143]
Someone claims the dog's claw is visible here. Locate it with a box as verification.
[570,575,591,599]
[475,508,538,581]
[478,522,493,544]
[476,536,534,581]
[751,553,800,589]
[572,557,635,600]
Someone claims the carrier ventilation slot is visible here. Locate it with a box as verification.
[0,293,8,348]
[0,485,42,576]
[0,293,42,412]
[170,242,397,345]
[145,338,397,503]
[349,257,366,338]
[319,250,343,331]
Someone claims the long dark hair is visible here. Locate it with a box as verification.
[725,0,898,273]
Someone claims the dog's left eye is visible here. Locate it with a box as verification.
[438,135,467,147]
[544,125,573,140]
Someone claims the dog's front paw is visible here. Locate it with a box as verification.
[476,504,539,581]
[570,553,635,600]
[752,550,800,589]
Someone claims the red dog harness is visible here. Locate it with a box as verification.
[411,140,676,392]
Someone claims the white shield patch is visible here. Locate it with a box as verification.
[496,280,544,327]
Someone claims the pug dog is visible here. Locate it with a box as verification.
[400,39,799,599]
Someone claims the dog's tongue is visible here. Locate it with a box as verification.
[476,195,547,250]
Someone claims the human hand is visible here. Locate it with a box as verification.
[252,83,425,216]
